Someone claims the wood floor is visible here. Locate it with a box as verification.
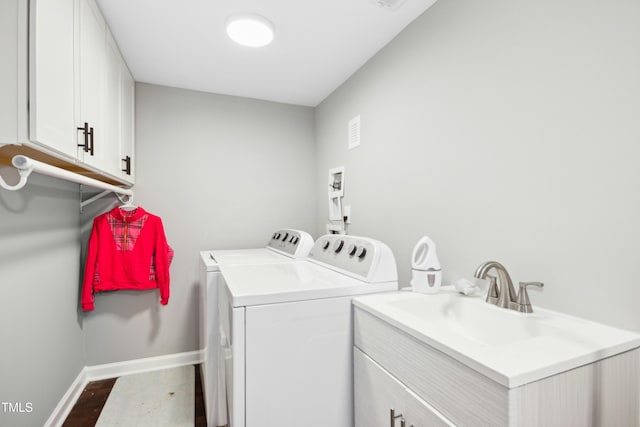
[62,364,207,427]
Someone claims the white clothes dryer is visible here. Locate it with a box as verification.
[218,234,398,427]
[199,229,314,427]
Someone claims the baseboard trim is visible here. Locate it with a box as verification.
[85,350,204,382]
[44,367,88,427]
[46,350,204,427]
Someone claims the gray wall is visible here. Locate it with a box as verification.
[3,1,640,422]
[82,83,317,364]
[0,172,85,427]
[316,0,640,331]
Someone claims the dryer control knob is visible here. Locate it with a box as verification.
[357,247,367,259]
[348,244,357,256]
[333,240,344,253]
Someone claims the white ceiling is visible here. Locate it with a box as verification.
[96,0,438,107]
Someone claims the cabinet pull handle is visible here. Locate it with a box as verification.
[88,127,94,156]
[77,122,90,153]
[390,408,403,427]
[122,155,131,175]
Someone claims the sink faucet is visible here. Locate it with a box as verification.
[474,261,544,313]
[474,261,517,309]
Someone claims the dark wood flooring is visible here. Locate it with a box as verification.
[194,365,206,426]
[62,364,207,427]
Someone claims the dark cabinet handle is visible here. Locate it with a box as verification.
[77,122,90,153]
[89,127,94,156]
[122,155,131,175]
[77,122,95,156]
[390,409,403,427]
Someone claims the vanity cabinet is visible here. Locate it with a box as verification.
[354,306,640,427]
[0,0,135,185]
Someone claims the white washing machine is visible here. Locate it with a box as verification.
[218,234,398,427]
[199,229,314,427]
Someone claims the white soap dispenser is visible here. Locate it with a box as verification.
[410,236,442,294]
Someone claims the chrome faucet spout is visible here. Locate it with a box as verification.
[474,261,544,313]
[473,261,517,309]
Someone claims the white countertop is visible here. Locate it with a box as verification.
[353,288,640,388]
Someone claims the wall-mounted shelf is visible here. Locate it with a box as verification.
[0,143,128,186]
[0,153,133,210]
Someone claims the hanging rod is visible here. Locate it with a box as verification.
[0,155,133,201]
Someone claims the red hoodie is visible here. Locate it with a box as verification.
[81,206,173,311]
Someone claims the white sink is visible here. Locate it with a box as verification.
[353,288,640,387]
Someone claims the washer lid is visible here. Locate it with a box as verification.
[200,251,221,272]
[210,248,298,266]
[220,261,397,307]
[200,228,314,270]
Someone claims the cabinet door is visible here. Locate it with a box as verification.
[355,348,455,427]
[119,58,135,183]
[2,0,28,144]
[404,388,454,427]
[29,0,76,156]
[102,29,124,177]
[354,348,406,427]
[77,0,106,168]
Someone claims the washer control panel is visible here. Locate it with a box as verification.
[308,234,397,283]
[267,229,314,258]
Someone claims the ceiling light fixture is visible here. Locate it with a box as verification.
[225,14,275,48]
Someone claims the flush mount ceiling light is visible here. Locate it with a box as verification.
[225,14,275,48]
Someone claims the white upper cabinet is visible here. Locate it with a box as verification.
[0,0,27,145]
[103,29,123,177]
[29,0,76,157]
[119,60,135,183]
[105,28,135,183]
[0,0,135,185]
[77,0,108,170]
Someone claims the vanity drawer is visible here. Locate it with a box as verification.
[354,308,509,426]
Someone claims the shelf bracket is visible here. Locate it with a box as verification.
[0,164,33,191]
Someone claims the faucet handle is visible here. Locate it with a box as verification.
[516,282,544,313]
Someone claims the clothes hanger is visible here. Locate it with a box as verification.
[116,193,137,212]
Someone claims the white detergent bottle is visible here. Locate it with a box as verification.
[410,236,442,294]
